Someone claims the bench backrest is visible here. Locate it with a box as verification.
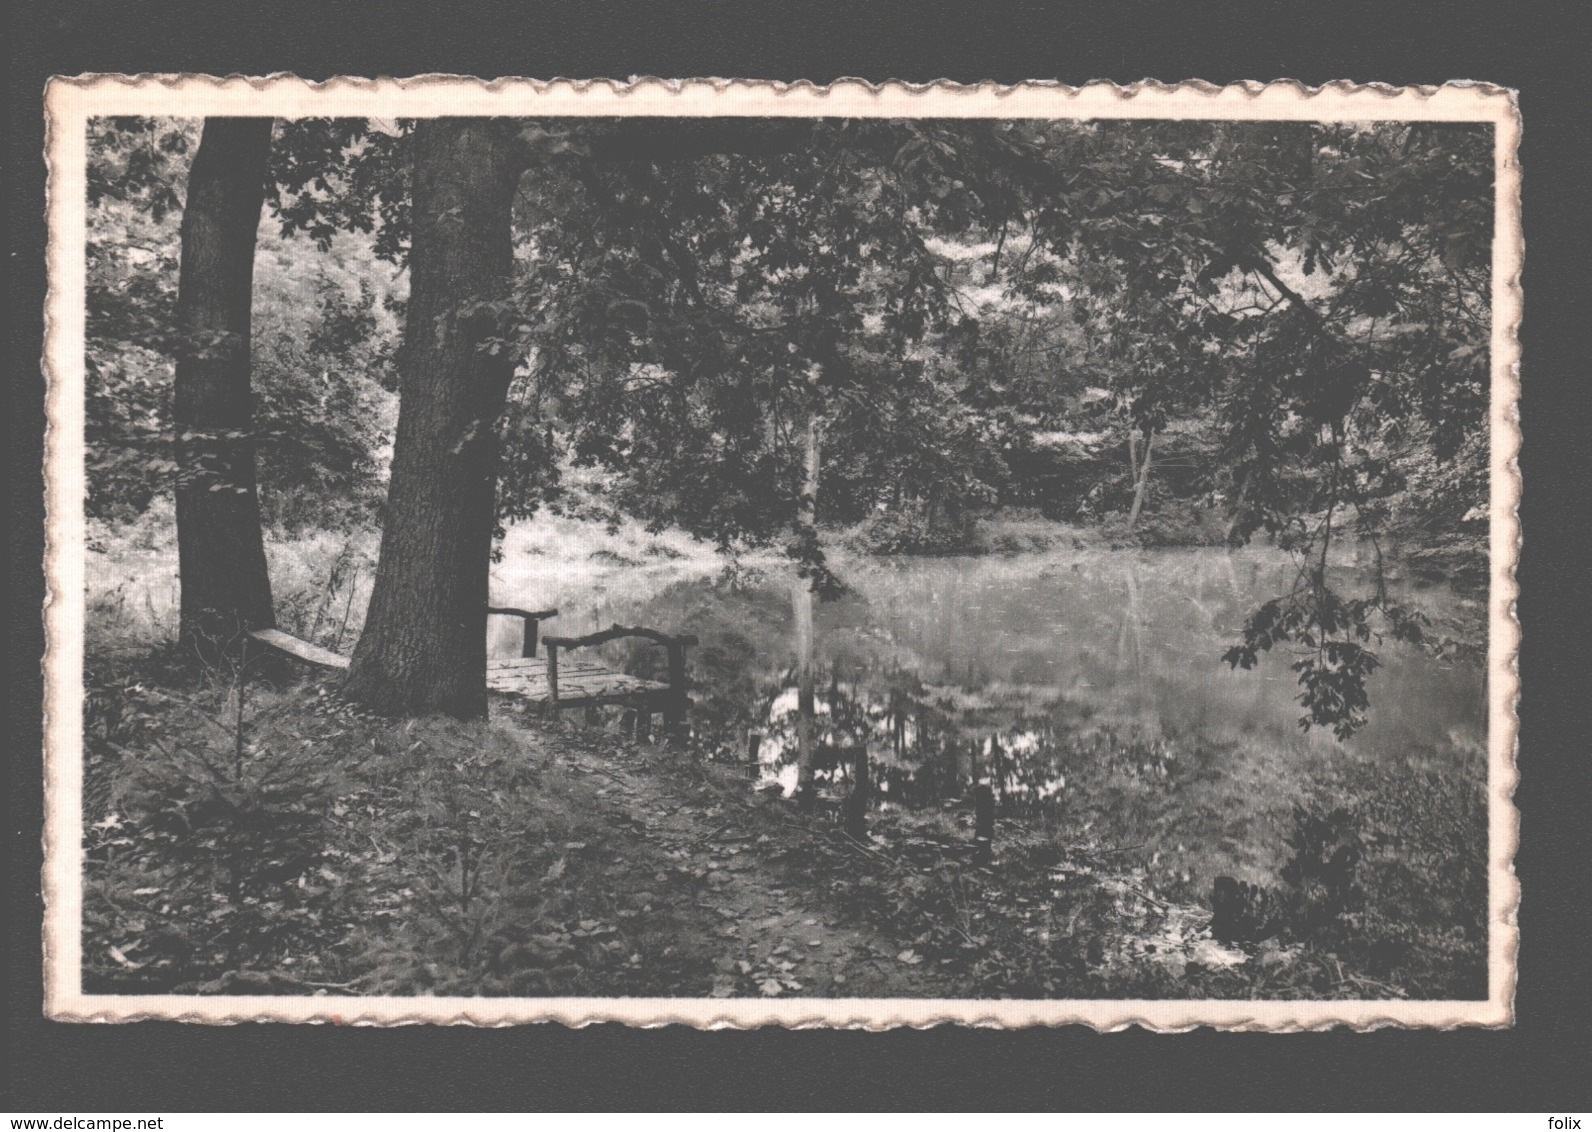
[541,624,698,693]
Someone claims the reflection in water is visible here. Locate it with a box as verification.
[519,545,1487,888]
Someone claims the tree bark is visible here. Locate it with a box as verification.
[344,120,521,717]
[173,118,276,665]
[843,742,871,840]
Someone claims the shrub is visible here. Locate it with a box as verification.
[344,718,573,994]
[1204,775,1486,998]
[82,658,699,998]
[1278,804,1365,934]
[1337,761,1488,995]
[83,676,357,992]
[854,504,980,556]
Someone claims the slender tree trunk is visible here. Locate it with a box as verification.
[843,742,871,839]
[1224,470,1252,545]
[792,585,816,807]
[172,118,277,664]
[793,415,821,809]
[344,120,521,717]
[1126,428,1157,532]
[973,783,995,866]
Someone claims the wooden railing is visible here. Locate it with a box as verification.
[487,606,559,658]
[252,606,704,745]
[541,624,699,743]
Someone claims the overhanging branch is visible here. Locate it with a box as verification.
[510,119,820,174]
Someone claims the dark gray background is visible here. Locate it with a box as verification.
[9,0,1589,1110]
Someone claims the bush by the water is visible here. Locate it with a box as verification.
[852,504,981,556]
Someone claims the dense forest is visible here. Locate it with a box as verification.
[81,115,1493,1000]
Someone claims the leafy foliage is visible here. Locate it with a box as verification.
[853,500,982,556]
[1279,805,1365,933]
[84,118,196,520]
[268,118,412,263]
[83,676,722,997]
[89,113,1489,732]
[85,118,400,529]
[501,121,1044,559]
[249,235,401,530]
[1222,567,1432,738]
[490,118,1490,732]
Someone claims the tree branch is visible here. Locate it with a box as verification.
[1245,256,1320,322]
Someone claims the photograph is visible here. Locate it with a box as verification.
[42,78,1520,1029]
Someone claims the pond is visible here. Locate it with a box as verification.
[492,538,1488,895]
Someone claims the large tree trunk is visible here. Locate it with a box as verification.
[173,118,276,665]
[343,120,521,718]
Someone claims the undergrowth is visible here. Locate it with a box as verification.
[762,785,1485,1000]
[82,665,713,996]
[81,648,1487,1000]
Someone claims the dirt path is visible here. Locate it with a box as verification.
[548,725,962,999]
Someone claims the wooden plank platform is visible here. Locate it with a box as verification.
[249,628,351,670]
[486,656,671,707]
[248,618,690,739]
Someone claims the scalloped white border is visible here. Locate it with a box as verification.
[41,75,1521,1031]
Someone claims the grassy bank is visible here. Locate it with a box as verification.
[85,504,733,659]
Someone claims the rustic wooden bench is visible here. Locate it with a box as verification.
[248,627,352,670]
[248,608,697,743]
[248,605,557,671]
[491,624,699,744]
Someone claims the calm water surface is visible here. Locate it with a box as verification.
[501,544,1488,889]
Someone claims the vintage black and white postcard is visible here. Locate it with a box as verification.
[42,77,1520,1029]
